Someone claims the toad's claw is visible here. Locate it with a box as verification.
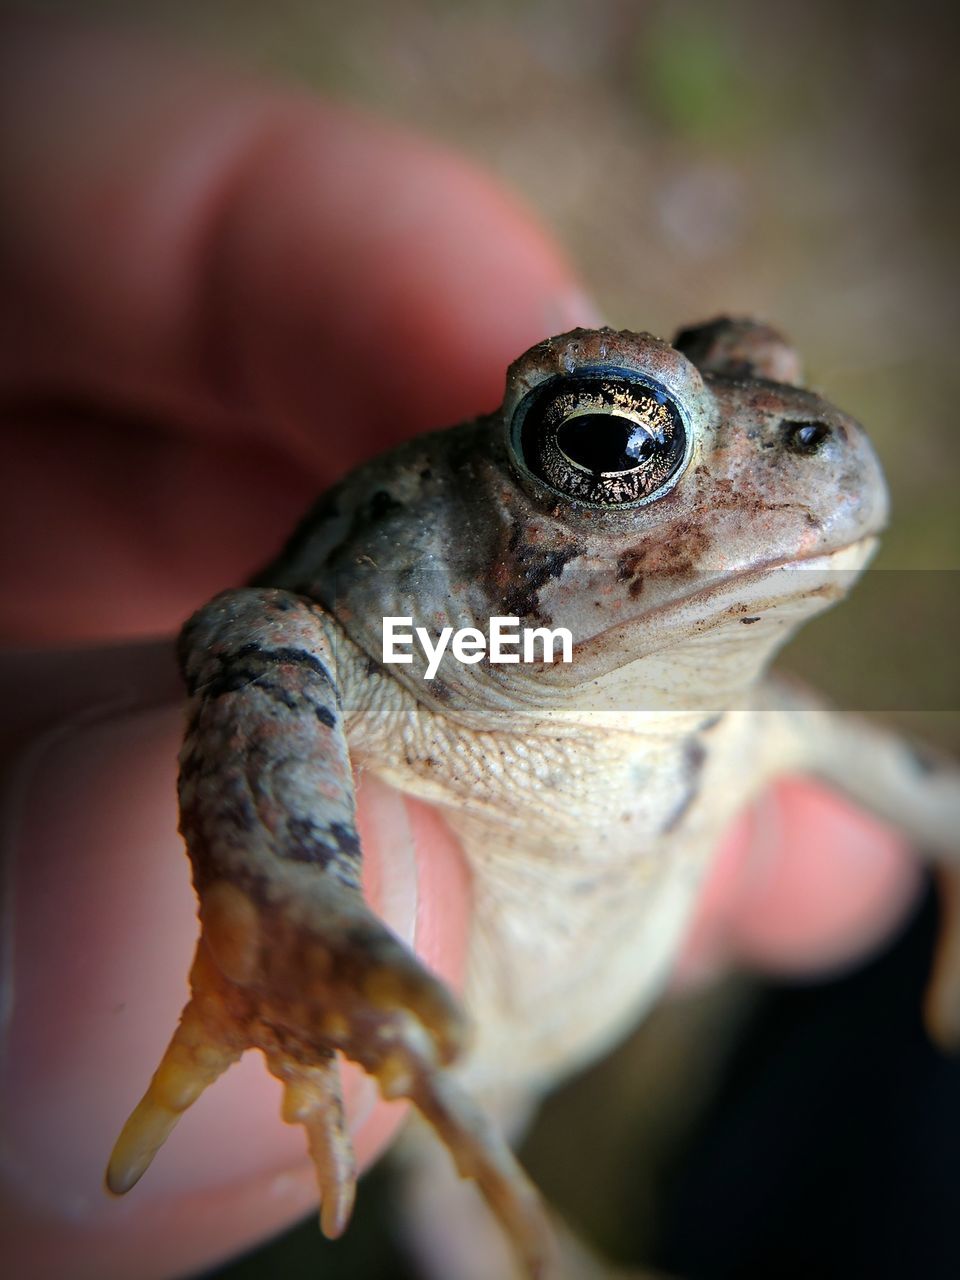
[106,944,244,1195]
[107,939,362,1240]
[106,1097,183,1196]
[268,1051,357,1239]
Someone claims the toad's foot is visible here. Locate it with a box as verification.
[106,588,554,1278]
[107,905,552,1274]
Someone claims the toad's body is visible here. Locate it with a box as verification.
[107,323,960,1277]
[353,688,765,1089]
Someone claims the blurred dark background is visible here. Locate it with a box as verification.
[11,1,959,1276]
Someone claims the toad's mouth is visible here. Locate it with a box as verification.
[373,534,880,725]
[539,533,881,684]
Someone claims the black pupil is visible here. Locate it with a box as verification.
[556,413,657,473]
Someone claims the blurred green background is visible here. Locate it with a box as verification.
[22,0,958,1274]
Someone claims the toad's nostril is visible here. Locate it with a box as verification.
[783,420,831,455]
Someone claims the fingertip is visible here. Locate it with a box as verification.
[206,104,599,471]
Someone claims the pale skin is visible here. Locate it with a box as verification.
[0,21,922,1280]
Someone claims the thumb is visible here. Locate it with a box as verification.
[0,642,470,1279]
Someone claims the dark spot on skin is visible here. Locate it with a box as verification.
[498,525,583,619]
[236,644,333,683]
[194,644,336,700]
[369,489,404,520]
[256,680,302,710]
[661,737,707,834]
[364,655,380,678]
[328,821,362,859]
[686,738,707,772]
[282,816,360,868]
[283,816,325,862]
[616,552,645,600]
[201,665,270,699]
[617,520,712,600]
[220,791,257,835]
[314,704,337,729]
[180,773,267,890]
[906,741,944,776]
[740,616,761,625]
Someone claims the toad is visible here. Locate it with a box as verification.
[106,320,960,1277]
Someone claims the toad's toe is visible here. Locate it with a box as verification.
[269,1051,356,1238]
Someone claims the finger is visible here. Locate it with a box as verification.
[1,22,596,643]
[674,777,921,988]
[2,412,322,644]
[1,20,591,451]
[0,645,471,1279]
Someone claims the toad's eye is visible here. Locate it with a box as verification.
[509,371,690,507]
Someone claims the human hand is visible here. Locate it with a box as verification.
[0,20,918,1280]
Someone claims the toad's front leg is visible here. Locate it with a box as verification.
[105,587,553,1278]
